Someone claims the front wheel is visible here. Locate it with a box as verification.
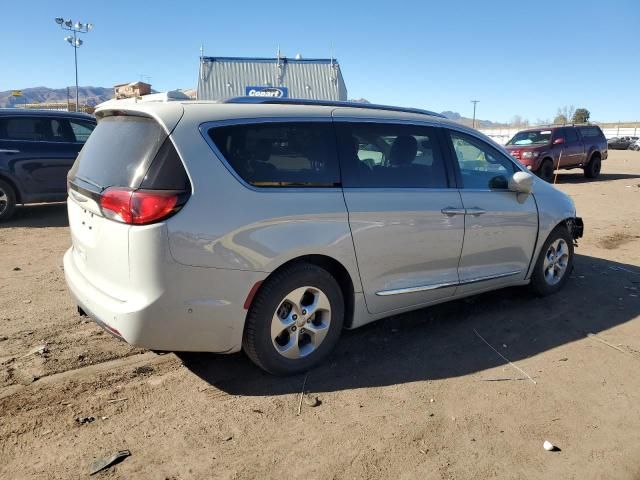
[530,225,574,296]
[537,159,554,183]
[243,263,344,375]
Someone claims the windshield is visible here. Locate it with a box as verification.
[506,130,552,146]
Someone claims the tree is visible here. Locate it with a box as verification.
[510,115,529,127]
[556,105,575,123]
[572,108,590,124]
[553,114,568,125]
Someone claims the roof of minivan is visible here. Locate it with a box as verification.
[94,99,500,150]
[0,108,95,120]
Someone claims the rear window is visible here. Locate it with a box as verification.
[208,122,340,187]
[579,126,603,138]
[69,115,166,189]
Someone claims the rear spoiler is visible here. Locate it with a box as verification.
[95,90,191,110]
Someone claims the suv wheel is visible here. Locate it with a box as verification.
[243,263,344,375]
[584,154,601,179]
[0,179,16,222]
[537,159,554,183]
[530,225,574,296]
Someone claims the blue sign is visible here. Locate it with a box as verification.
[245,86,288,98]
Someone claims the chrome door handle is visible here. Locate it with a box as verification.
[0,149,20,154]
[466,207,486,216]
[441,207,466,216]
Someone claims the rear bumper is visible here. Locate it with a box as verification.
[64,247,266,353]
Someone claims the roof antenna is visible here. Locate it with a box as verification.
[276,45,285,85]
[198,43,205,99]
[329,43,337,84]
[330,42,333,68]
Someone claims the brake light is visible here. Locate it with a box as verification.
[100,188,182,225]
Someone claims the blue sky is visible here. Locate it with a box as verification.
[1,0,638,122]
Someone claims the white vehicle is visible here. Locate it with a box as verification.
[64,98,583,375]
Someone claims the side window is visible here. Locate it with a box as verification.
[448,130,516,189]
[208,122,339,187]
[336,122,449,188]
[564,128,579,143]
[0,117,46,141]
[69,120,95,143]
[49,118,74,142]
[579,127,601,138]
[552,128,566,142]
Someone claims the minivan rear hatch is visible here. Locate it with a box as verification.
[67,107,189,300]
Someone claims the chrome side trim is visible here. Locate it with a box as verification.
[376,280,458,296]
[375,270,522,296]
[458,270,522,286]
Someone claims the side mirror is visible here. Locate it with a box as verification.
[553,137,565,145]
[508,171,534,194]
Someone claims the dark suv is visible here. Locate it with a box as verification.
[505,125,607,182]
[0,109,96,220]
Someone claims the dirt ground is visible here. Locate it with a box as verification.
[1,151,639,480]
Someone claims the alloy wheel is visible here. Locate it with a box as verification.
[543,238,570,285]
[270,286,332,359]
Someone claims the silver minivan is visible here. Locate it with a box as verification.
[64,98,583,375]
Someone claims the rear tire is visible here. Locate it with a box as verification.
[243,263,344,375]
[584,154,601,179]
[537,159,554,182]
[530,225,574,296]
[0,179,16,222]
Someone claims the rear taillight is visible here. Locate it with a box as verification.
[100,187,185,225]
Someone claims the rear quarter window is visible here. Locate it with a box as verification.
[579,126,604,138]
[208,122,340,187]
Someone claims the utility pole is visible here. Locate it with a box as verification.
[471,100,480,129]
[55,18,94,112]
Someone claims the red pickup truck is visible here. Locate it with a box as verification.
[505,125,608,182]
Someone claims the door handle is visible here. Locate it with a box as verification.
[0,149,20,154]
[441,207,466,216]
[466,207,486,216]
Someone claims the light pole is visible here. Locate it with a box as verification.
[54,17,93,112]
[471,100,480,129]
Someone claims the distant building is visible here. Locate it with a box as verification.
[20,102,94,114]
[114,81,152,99]
[197,56,347,101]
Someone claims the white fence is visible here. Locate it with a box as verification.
[479,126,640,145]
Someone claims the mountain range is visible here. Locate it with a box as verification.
[0,86,113,108]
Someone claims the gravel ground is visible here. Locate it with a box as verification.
[1,151,639,479]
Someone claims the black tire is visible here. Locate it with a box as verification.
[584,154,601,179]
[0,179,17,222]
[243,263,344,375]
[537,159,554,183]
[530,225,574,296]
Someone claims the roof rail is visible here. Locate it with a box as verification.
[223,97,447,119]
[532,122,594,128]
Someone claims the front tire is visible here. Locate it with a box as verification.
[243,263,344,375]
[530,225,574,296]
[537,159,554,183]
[0,179,17,222]
[584,154,601,179]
